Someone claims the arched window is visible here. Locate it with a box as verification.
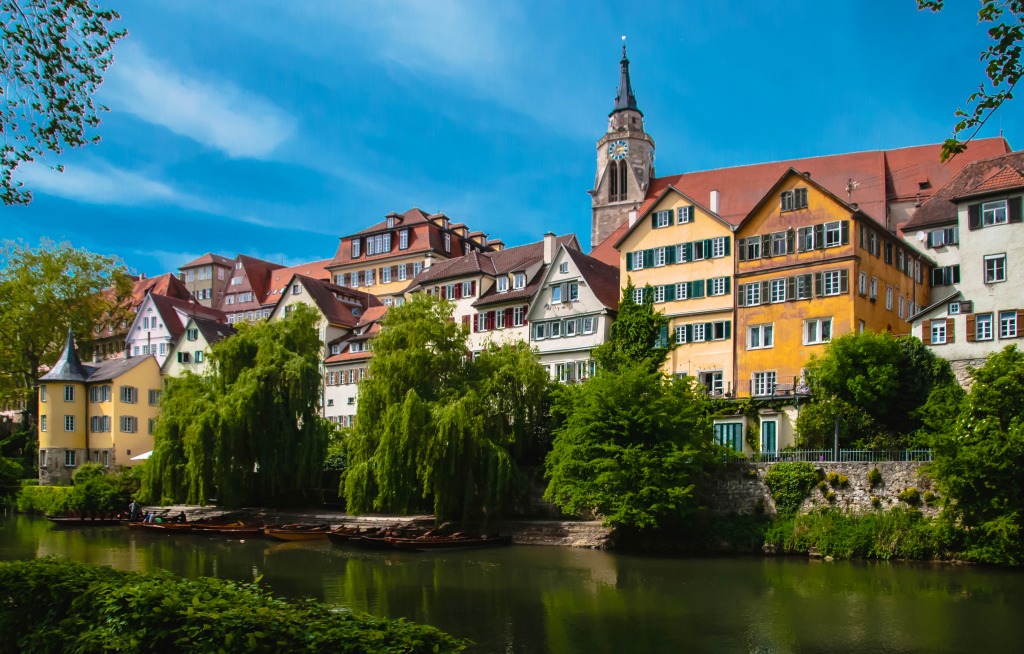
[609,160,627,202]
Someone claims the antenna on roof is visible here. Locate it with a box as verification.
[846,178,860,203]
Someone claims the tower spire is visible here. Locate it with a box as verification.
[611,37,641,116]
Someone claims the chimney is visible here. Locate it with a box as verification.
[423,252,433,269]
[543,232,556,265]
[710,190,720,214]
[628,209,638,227]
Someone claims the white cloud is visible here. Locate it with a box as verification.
[104,43,295,159]
[141,249,204,274]
[15,160,207,210]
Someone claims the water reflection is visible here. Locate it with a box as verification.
[4,515,1024,653]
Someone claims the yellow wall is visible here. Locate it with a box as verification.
[38,381,87,451]
[108,356,163,467]
[329,253,427,300]
[86,384,115,450]
[618,192,736,388]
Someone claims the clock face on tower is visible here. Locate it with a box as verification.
[608,140,628,161]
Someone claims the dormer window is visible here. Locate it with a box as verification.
[497,276,509,293]
[330,343,341,355]
[387,217,395,228]
[351,239,361,258]
[399,229,409,250]
[513,272,526,290]
[444,233,451,252]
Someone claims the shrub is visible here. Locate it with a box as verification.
[825,471,850,488]
[16,485,73,515]
[0,557,467,653]
[871,496,882,510]
[922,491,937,506]
[899,487,921,506]
[868,467,883,489]
[825,490,836,503]
[764,462,820,516]
[817,480,829,494]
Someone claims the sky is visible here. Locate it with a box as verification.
[5,0,1020,277]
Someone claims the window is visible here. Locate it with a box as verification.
[40,415,47,432]
[984,254,1007,283]
[413,262,423,276]
[64,385,75,402]
[582,317,595,334]
[653,247,666,267]
[675,325,687,344]
[120,386,137,404]
[551,286,562,304]
[824,221,843,247]
[745,283,761,306]
[752,371,777,397]
[869,277,878,301]
[513,273,526,289]
[477,313,489,332]
[983,200,1008,225]
[351,239,361,258]
[64,415,75,432]
[711,237,727,258]
[769,279,786,303]
[700,372,724,396]
[804,318,833,345]
[550,321,561,338]
[64,450,76,467]
[177,351,191,364]
[534,323,547,340]
[444,233,451,252]
[565,319,578,336]
[382,233,392,251]
[633,288,644,304]
[709,277,728,296]
[771,231,788,256]
[745,237,761,260]
[120,416,138,433]
[976,313,994,340]
[1000,311,1018,339]
[886,286,893,310]
[675,282,689,300]
[397,266,408,282]
[187,328,199,341]
[931,321,948,345]
[497,277,509,293]
[460,281,472,297]
[631,251,644,270]
[858,272,867,296]
[781,187,808,211]
[692,323,706,342]
[381,267,391,283]
[559,262,569,273]
[230,276,242,286]
[399,229,409,250]
[495,310,505,329]
[568,282,579,301]
[89,385,111,403]
[90,416,111,432]
[931,265,961,287]
[365,269,375,286]
[714,423,743,451]
[928,227,959,248]
[653,210,672,228]
[822,271,843,296]
[795,274,813,300]
[653,286,666,303]
[677,206,694,224]
[148,390,161,406]
[513,306,524,327]
[40,385,46,402]
[748,324,774,350]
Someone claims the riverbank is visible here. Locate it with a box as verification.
[144,504,614,549]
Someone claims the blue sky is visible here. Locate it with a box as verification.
[6,0,1019,276]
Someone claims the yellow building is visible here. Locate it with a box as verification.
[615,186,737,394]
[734,169,932,404]
[38,330,162,485]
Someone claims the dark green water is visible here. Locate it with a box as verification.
[3,514,1023,653]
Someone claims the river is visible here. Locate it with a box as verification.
[3,514,1023,653]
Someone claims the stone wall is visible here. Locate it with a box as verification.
[706,461,940,517]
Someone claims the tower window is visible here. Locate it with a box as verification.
[609,160,627,202]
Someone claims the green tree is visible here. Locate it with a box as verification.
[0,456,22,507]
[544,362,718,531]
[344,294,551,526]
[1,0,125,204]
[592,280,672,373]
[0,239,130,429]
[800,331,956,447]
[930,345,1024,565]
[918,1,1023,160]
[142,304,329,507]
[68,463,123,515]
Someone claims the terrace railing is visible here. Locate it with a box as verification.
[745,449,933,464]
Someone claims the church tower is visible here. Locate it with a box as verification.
[590,43,655,249]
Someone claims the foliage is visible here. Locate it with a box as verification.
[763,462,819,517]
[0,557,467,653]
[0,240,131,425]
[345,294,551,525]
[764,508,962,560]
[142,304,329,508]
[68,463,126,514]
[898,487,921,506]
[592,280,672,373]
[825,472,849,488]
[802,331,956,447]
[868,466,883,489]
[1,0,125,204]
[543,361,719,531]
[0,456,22,506]
[930,345,1024,565]
[15,484,72,515]
[918,1,1022,160]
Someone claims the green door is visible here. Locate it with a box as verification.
[761,420,777,454]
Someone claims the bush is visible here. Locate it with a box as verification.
[764,462,820,516]
[899,487,921,506]
[825,490,836,503]
[16,485,73,515]
[922,490,937,506]
[0,557,467,653]
[868,467,883,489]
[871,496,882,510]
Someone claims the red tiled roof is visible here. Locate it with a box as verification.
[132,273,191,306]
[325,350,372,364]
[589,222,628,267]
[151,294,227,340]
[409,234,579,290]
[264,259,333,303]
[565,247,620,312]
[236,254,283,307]
[180,253,234,270]
[287,274,381,328]
[902,150,1024,230]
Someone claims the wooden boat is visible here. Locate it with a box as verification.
[326,525,384,545]
[125,521,194,533]
[262,522,330,541]
[348,534,395,550]
[46,515,124,527]
[385,533,512,552]
[191,522,264,538]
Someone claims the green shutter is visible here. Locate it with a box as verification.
[723,236,731,256]
[1010,197,1023,223]
[738,238,747,261]
[658,325,669,349]
[665,245,676,265]
[841,220,850,245]
[665,284,676,302]
[724,321,732,339]
[643,249,654,268]
[737,284,745,306]
[786,276,796,301]
[626,252,633,271]
[786,230,795,254]
[723,277,731,294]
[651,213,658,229]
[685,325,693,343]
[968,203,981,230]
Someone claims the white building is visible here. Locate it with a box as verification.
[161,316,235,378]
[528,244,619,382]
[904,151,1024,383]
[124,293,226,367]
[322,306,386,427]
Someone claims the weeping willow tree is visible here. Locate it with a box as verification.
[344,294,551,526]
[142,303,329,507]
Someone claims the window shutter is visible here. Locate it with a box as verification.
[761,280,770,299]
[505,308,513,326]
[1009,197,1023,223]
[626,253,634,271]
[946,318,956,344]
[724,321,732,339]
[684,243,693,261]
[761,234,771,258]
[840,270,849,294]
[738,238,747,261]
[471,281,477,295]
[786,230,795,254]
[797,227,809,252]
[930,268,942,288]
[651,213,658,229]
[473,315,478,332]
[922,320,932,345]
[704,239,713,255]
[454,284,462,299]
[814,272,823,297]
[658,325,669,349]
[961,300,973,313]
[968,203,982,230]
[1018,310,1024,334]
[694,279,705,298]
[665,284,676,302]
[786,277,796,301]
[685,325,693,343]
[723,277,731,294]
[665,245,676,265]
[737,284,746,306]
[966,315,976,342]
[522,305,529,326]
[643,249,654,269]
[705,322,714,338]
[814,225,825,249]
[462,315,470,327]
[723,236,731,256]
[840,221,850,245]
